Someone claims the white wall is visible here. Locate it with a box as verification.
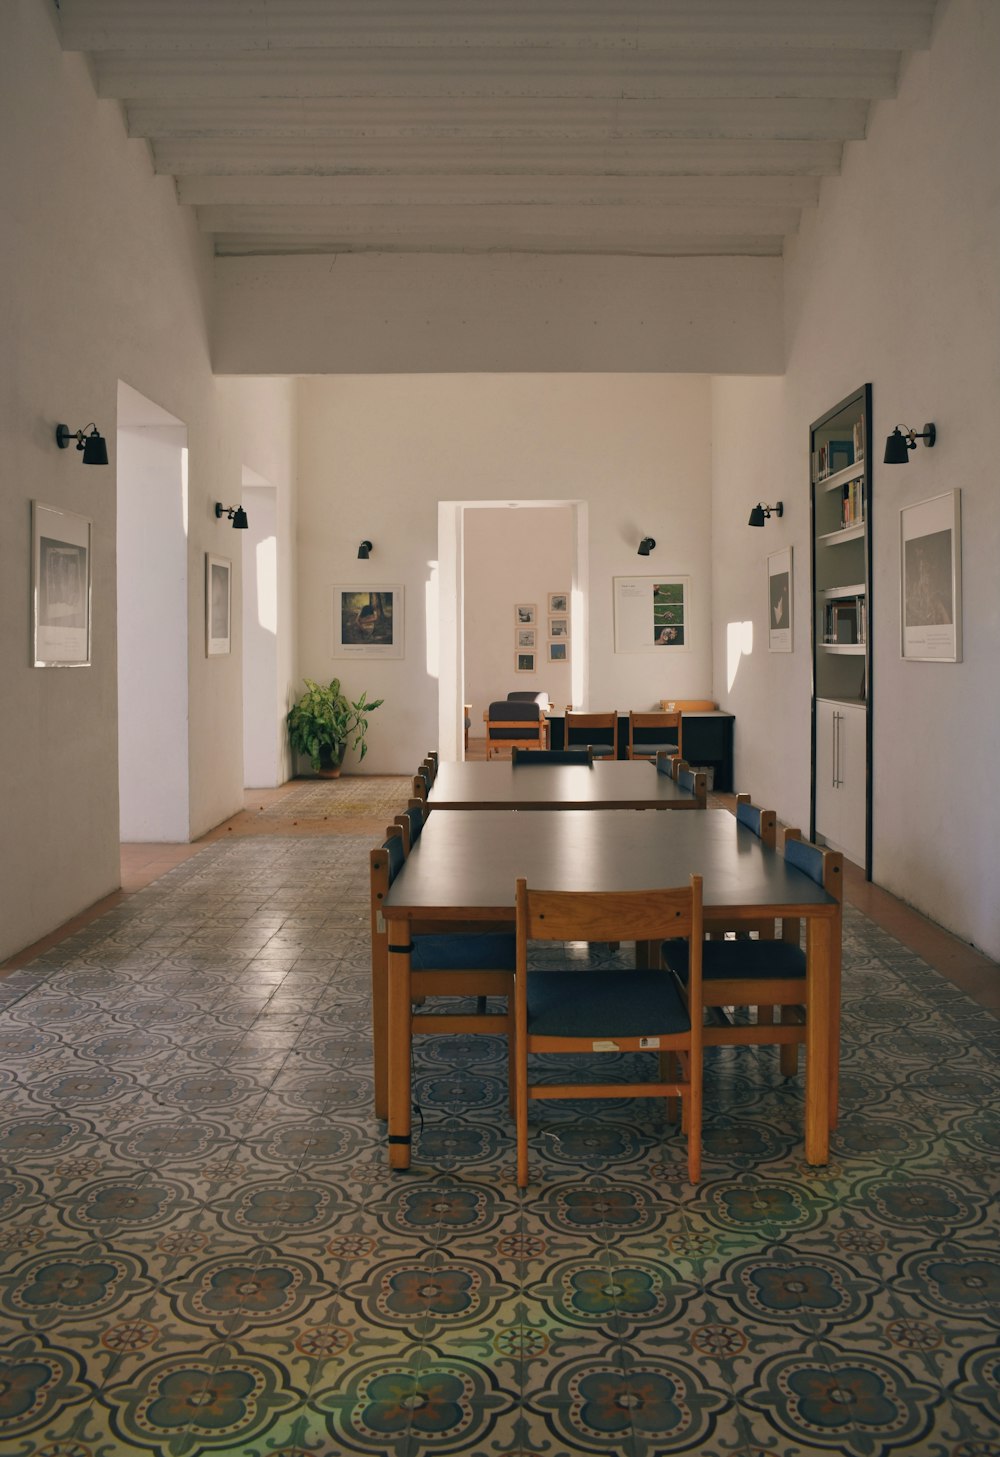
[712,0,1000,959]
[0,0,297,960]
[464,505,575,728]
[295,374,715,772]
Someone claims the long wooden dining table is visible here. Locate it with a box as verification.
[378,808,841,1171]
[425,759,700,810]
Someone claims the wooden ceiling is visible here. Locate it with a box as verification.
[56,0,937,258]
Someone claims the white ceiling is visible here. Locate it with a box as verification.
[56,0,937,259]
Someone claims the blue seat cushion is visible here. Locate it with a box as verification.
[663,938,806,981]
[527,969,690,1038]
[411,933,515,972]
[633,741,679,756]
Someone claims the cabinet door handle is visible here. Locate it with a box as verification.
[833,711,843,789]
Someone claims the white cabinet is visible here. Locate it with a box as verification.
[815,699,867,867]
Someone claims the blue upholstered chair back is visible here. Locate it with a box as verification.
[784,834,824,886]
[736,800,764,837]
[384,833,405,885]
[512,747,592,765]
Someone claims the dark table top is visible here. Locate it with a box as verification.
[383,809,837,919]
[426,760,698,811]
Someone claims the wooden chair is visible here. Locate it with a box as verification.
[661,826,842,1084]
[393,800,425,855]
[628,709,682,762]
[370,835,516,1121]
[514,876,704,1187]
[484,700,549,759]
[511,746,593,765]
[656,754,707,808]
[463,706,472,753]
[564,709,618,759]
[703,794,777,938]
[420,755,437,784]
[412,766,431,801]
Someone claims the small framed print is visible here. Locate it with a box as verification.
[333,586,404,658]
[548,640,568,663]
[206,553,232,656]
[767,546,793,652]
[548,591,568,614]
[32,501,91,667]
[516,627,537,649]
[515,603,536,626]
[900,490,962,661]
[548,616,569,638]
[515,651,536,673]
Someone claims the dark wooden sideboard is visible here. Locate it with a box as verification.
[548,711,734,792]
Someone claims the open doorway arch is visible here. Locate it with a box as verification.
[437,499,588,759]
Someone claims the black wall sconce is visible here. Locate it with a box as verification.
[55,422,109,465]
[637,535,656,556]
[884,422,936,464]
[748,501,783,527]
[215,502,248,529]
[358,540,373,560]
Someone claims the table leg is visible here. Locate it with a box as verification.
[387,931,413,1170]
[804,914,833,1165]
[828,902,843,1130]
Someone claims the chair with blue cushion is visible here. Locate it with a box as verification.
[393,801,425,855]
[628,709,682,762]
[513,876,705,1187]
[661,825,842,1083]
[370,835,516,1122]
[565,709,618,759]
[511,746,594,765]
[656,755,707,808]
[484,698,550,758]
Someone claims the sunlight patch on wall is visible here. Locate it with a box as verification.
[256,536,277,635]
[727,620,754,692]
[426,562,439,680]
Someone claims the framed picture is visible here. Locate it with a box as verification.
[900,490,962,661]
[548,592,568,614]
[206,554,232,656]
[613,575,691,653]
[515,651,536,673]
[516,627,537,649]
[333,586,404,658]
[548,641,568,663]
[515,603,536,626]
[32,501,91,667]
[548,616,569,638]
[767,546,793,652]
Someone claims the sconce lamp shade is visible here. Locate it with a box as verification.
[884,423,936,463]
[748,504,766,527]
[215,502,249,529]
[358,540,372,560]
[748,501,782,527]
[637,536,656,556]
[55,422,109,465]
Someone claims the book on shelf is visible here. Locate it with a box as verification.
[852,416,866,462]
[828,439,854,474]
[841,477,864,527]
[823,597,865,645]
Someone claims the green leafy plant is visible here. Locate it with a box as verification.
[286,677,384,772]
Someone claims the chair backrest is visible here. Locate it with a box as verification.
[507,690,550,710]
[565,709,618,757]
[412,774,428,801]
[516,876,704,996]
[654,750,684,779]
[735,793,777,849]
[394,802,424,854]
[781,828,844,945]
[511,746,593,765]
[484,699,548,755]
[628,709,683,760]
[675,763,707,808]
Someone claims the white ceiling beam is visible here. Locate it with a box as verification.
[212,231,784,258]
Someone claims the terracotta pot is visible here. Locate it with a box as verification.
[317,743,346,778]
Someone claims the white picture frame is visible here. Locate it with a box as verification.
[515,603,536,626]
[206,554,232,656]
[613,575,691,653]
[548,640,568,663]
[548,616,569,638]
[333,586,404,659]
[767,546,793,653]
[515,651,536,673]
[548,592,568,614]
[516,627,537,649]
[900,490,962,662]
[32,501,92,667]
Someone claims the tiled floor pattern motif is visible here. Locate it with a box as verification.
[0,833,997,1457]
[248,778,413,821]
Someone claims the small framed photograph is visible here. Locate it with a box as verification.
[206,554,232,656]
[516,627,537,649]
[515,603,536,625]
[333,586,404,658]
[32,501,92,667]
[548,592,568,614]
[548,616,569,638]
[548,641,568,663]
[900,490,962,661]
[767,546,793,653]
[515,651,536,673]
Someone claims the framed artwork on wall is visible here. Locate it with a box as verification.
[548,592,568,614]
[613,575,690,653]
[516,628,537,649]
[32,501,91,667]
[515,603,536,625]
[548,616,569,638]
[206,554,231,656]
[333,586,404,658]
[767,546,793,652]
[515,651,536,673]
[900,490,962,661]
[548,641,568,663]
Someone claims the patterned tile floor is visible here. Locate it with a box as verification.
[0,786,997,1457]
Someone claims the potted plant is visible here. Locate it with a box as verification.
[286,677,384,777]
